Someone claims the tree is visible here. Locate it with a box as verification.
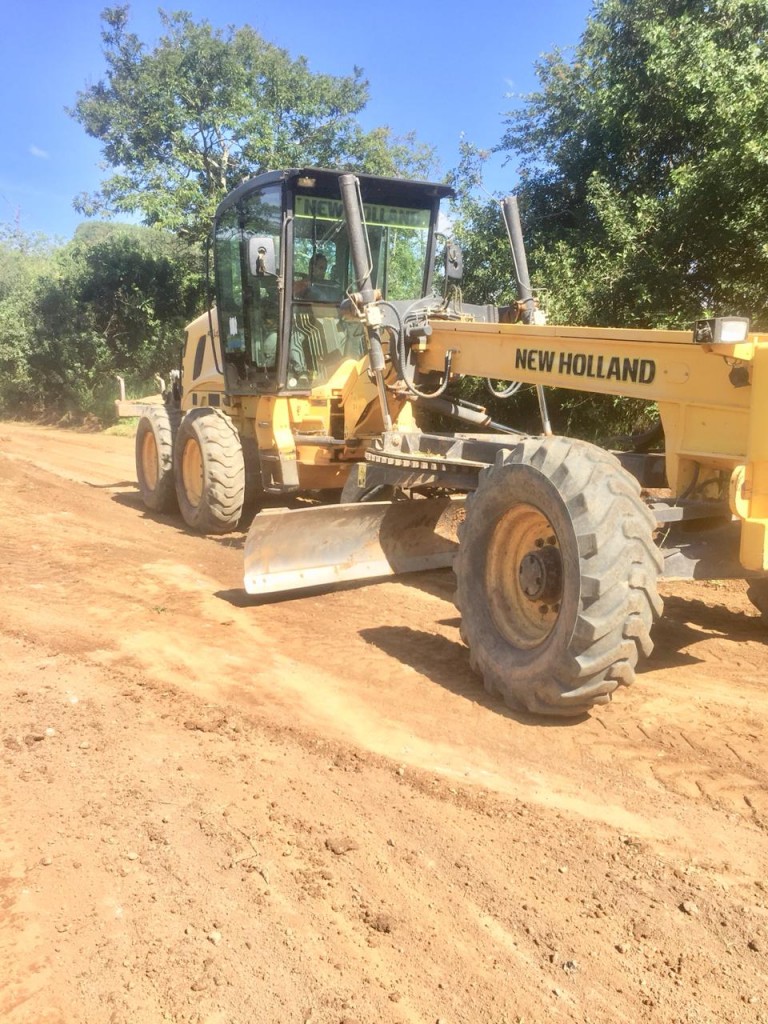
[443,0,768,439]
[72,7,436,239]
[0,223,199,419]
[494,0,768,330]
[0,227,55,412]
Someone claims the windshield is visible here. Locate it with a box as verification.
[285,191,434,387]
[293,194,432,300]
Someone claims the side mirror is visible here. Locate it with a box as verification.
[248,236,277,277]
[444,241,463,283]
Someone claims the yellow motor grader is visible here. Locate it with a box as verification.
[135,167,768,717]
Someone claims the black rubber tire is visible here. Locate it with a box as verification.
[454,436,663,717]
[747,578,768,622]
[135,406,178,513]
[173,408,245,534]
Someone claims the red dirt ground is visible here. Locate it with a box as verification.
[1,421,767,1024]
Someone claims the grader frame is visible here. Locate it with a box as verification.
[135,167,768,717]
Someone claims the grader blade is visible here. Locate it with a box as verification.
[243,497,465,596]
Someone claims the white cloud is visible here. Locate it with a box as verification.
[29,145,50,160]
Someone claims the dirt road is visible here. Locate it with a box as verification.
[1,421,767,1024]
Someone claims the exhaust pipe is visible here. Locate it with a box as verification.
[501,196,535,325]
[501,195,552,436]
[338,174,392,432]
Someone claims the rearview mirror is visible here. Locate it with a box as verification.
[444,241,463,283]
[248,236,277,277]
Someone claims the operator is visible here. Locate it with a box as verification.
[308,252,327,282]
[293,251,329,299]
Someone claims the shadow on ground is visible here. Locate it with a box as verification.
[649,594,765,670]
[359,624,589,728]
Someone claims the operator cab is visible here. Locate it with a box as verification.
[212,167,453,395]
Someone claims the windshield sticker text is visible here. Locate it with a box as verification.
[295,196,430,230]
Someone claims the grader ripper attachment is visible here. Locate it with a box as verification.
[135,167,768,717]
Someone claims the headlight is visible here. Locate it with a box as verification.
[693,316,751,345]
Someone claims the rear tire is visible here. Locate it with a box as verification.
[174,408,245,534]
[135,406,178,513]
[454,436,663,717]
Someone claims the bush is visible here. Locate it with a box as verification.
[0,222,202,421]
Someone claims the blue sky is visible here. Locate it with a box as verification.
[0,0,594,240]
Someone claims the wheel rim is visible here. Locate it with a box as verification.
[140,430,159,491]
[486,502,563,649]
[181,437,204,508]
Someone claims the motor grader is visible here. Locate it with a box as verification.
[135,166,768,717]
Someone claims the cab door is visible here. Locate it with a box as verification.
[213,184,284,390]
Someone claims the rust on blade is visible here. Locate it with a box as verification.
[243,497,465,595]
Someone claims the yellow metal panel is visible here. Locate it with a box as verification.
[422,322,755,408]
[740,342,768,568]
[338,357,415,439]
[677,405,749,461]
[739,520,768,572]
[297,463,352,489]
[251,396,296,461]
[180,308,225,413]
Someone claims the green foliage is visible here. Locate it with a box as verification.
[71,7,436,240]
[0,223,200,420]
[0,227,54,412]
[5,8,441,422]
[500,0,768,330]
[448,0,768,438]
[448,143,521,309]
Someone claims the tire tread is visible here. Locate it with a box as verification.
[174,408,245,533]
[135,406,178,513]
[455,435,663,716]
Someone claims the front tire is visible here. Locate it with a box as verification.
[454,436,663,717]
[135,406,178,513]
[174,408,245,534]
